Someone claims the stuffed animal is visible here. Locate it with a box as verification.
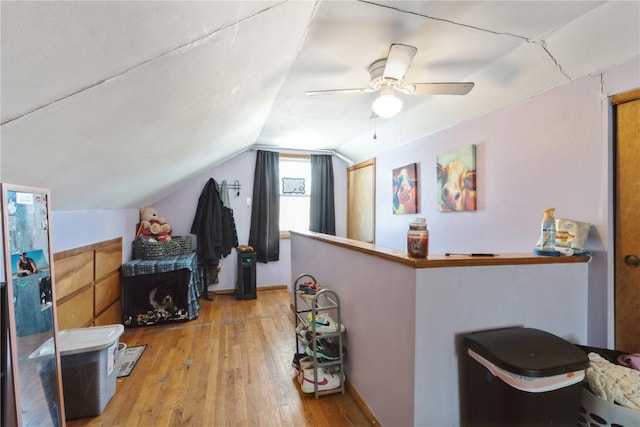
[155,223,172,242]
[138,207,172,241]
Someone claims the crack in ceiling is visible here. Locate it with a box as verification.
[0,1,287,127]
[360,0,579,83]
[361,0,530,42]
[540,41,571,80]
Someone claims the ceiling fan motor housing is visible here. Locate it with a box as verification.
[368,59,398,90]
[306,44,473,99]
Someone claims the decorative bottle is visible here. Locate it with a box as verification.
[541,208,556,250]
[407,217,429,258]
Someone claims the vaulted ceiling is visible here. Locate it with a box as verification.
[1,1,638,210]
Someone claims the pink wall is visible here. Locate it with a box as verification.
[51,209,138,258]
[153,150,348,291]
[374,74,605,254]
[290,233,417,427]
[373,59,639,347]
[290,233,589,426]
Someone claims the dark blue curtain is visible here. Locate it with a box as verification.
[309,154,336,235]
[249,150,280,262]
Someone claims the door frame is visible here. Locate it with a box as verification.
[347,158,375,243]
[611,88,640,350]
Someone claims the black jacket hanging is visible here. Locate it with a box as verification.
[190,178,224,266]
[221,206,238,257]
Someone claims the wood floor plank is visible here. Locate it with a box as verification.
[65,289,374,427]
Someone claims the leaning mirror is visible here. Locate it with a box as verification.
[1,183,65,426]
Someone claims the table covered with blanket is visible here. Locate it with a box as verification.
[121,252,203,327]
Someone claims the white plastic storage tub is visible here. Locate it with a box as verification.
[30,324,124,420]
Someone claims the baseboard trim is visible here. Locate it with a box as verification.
[210,284,288,296]
[345,380,382,426]
[258,284,288,291]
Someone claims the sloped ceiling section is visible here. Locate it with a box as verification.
[1,1,638,210]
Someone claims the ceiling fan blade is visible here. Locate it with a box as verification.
[383,44,418,81]
[305,87,374,96]
[401,82,475,96]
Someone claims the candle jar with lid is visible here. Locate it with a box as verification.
[407,217,429,258]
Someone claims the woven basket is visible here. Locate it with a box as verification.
[173,236,193,254]
[133,238,180,260]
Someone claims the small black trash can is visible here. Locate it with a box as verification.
[463,327,589,426]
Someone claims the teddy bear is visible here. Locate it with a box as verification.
[138,207,172,241]
[155,223,172,242]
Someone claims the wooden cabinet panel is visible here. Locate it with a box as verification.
[54,237,122,329]
[57,286,94,330]
[54,251,94,300]
[95,272,120,314]
[95,241,122,280]
[94,300,121,326]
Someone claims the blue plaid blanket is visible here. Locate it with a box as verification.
[122,253,198,277]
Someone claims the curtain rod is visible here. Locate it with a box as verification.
[249,144,353,165]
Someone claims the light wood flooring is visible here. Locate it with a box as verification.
[66,289,375,427]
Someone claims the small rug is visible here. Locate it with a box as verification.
[117,344,147,378]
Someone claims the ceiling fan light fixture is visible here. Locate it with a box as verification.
[372,93,402,118]
[306,44,474,117]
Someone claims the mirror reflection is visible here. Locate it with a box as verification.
[3,186,63,426]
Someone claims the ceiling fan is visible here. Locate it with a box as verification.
[305,44,474,118]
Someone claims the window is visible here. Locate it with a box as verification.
[279,155,311,233]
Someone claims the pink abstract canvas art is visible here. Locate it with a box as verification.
[392,163,418,214]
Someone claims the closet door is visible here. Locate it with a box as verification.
[614,90,640,352]
[347,158,375,244]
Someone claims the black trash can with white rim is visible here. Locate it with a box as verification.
[463,327,589,426]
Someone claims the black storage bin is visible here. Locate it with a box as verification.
[236,251,256,300]
[463,327,589,426]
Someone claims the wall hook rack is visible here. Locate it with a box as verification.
[228,180,241,196]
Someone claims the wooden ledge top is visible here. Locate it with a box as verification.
[290,231,590,268]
